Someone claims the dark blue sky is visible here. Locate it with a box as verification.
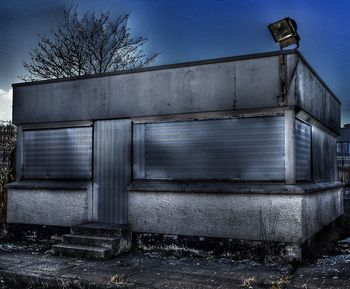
[1,0,349,124]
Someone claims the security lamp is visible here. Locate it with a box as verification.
[268,17,300,49]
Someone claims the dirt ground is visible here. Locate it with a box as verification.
[0,225,349,289]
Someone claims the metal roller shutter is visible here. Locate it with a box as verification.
[295,119,312,180]
[23,127,92,179]
[133,116,285,181]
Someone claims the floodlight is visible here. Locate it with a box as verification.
[268,17,300,49]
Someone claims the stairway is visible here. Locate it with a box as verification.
[52,223,132,260]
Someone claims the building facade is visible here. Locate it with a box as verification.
[7,50,343,258]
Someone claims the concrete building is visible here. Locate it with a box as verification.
[336,126,350,214]
[337,125,350,185]
[6,50,343,260]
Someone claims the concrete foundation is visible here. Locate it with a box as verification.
[302,189,344,241]
[128,184,343,244]
[7,188,91,226]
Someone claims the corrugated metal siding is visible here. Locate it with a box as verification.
[23,127,92,179]
[133,116,285,181]
[312,126,337,182]
[295,119,311,180]
[93,120,131,224]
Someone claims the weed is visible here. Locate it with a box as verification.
[242,276,257,288]
[270,274,292,289]
[109,274,132,287]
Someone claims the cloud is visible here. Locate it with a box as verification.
[0,88,13,121]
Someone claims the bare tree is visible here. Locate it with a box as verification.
[19,7,158,81]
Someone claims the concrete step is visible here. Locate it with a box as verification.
[52,244,112,260]
[63,234,119,248]
[53,223,132,259]
[71,222,131,238]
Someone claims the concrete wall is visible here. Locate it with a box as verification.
[128,188,343,243]
[129,191,303,242]
[7,188,91,226]
[302,188,343,241]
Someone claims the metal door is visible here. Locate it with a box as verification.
[93,119,131,224]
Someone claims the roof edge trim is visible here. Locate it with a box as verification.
[13,49,297,88]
